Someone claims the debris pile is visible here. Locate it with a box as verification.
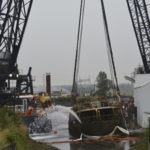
[29,114,52,134]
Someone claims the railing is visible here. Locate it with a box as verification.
[81,114,123,122]
[1,143,16,150]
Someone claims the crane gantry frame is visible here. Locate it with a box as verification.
[0,0,33,105]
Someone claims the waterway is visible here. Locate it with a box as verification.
[30,105,141,150]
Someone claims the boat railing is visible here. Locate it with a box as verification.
[79,113,121,122]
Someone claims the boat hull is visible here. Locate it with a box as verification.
[80,119,125,136]
[68,109,126,138]
[69,113,81,138]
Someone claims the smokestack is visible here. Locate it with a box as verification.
[46,73,51,97]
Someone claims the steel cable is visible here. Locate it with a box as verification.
[72,0,85,98]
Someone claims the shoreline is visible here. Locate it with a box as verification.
[0,107,59,150]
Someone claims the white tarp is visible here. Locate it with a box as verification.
[134,74,150,128]
[134,74,150,88]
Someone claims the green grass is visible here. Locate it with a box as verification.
[130,129,149,150]
[0,107,58,150]
[0,107,21,130]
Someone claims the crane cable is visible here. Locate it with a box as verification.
[72,0,85,99]
[100,1,127,129]
[72,0,120,99]
[100,0,120,96]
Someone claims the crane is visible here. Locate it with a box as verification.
[72,0,120,102]
[0,0,33,104]
[126,0,150,73]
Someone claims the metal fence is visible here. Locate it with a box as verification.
[1,143,16,150]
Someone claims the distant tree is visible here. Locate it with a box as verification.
[96,71,113,96]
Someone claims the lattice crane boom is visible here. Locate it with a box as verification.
[126,0,150,73]
[0,0,33,73]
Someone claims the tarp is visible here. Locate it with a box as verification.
[134,74,150,88]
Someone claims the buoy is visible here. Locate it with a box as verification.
[54,130,58,134]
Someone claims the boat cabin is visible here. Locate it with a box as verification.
[77,107,122,122]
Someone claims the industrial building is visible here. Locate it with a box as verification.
[134,74,150,128]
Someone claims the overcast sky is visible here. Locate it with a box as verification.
[18,0,142,86]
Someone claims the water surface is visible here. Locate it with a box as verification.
[31,105,140,150]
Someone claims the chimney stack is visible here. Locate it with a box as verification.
[46,73,51,97]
